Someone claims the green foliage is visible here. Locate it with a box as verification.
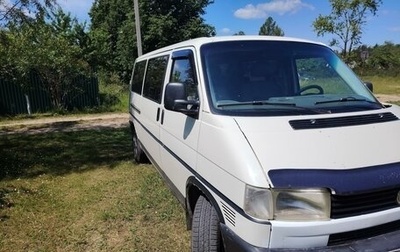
[366,43,400,76]
[313,0,382,59]
[89,0,134,81]
[1,9,92,110]
[97,73,129,112]
[89,0,216,83]
[350,42,400,77]
[259,17,284,36]
[139,0,215,52]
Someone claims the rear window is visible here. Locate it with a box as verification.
[131,60,147,94]
[143,55,169,103]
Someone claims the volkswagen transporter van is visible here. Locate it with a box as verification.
[128,36,400,251]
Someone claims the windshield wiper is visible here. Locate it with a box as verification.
[315,96,376,105]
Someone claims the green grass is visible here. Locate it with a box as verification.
[360,75,400,95]
[0,127,190,251]
[360,75,400,105]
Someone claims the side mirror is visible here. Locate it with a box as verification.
[364,82,373,92]
[164,82,199,117]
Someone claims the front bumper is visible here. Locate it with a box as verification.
[220,223,400,252]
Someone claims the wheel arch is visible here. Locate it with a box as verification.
[186,176,225,230]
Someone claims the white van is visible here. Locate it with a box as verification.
[129,36,400,251]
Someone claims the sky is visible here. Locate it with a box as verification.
[58,0,400,47]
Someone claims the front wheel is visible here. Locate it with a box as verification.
[191,195,223,252]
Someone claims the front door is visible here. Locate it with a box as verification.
[159,49,201,198]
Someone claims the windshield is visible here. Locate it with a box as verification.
[201,40,383,116]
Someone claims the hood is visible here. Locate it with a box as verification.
[234,107,400,193]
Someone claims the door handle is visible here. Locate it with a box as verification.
[156,107,160,122]
[161,109,165,125]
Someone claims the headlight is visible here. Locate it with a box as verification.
[244,185,330,221]
[273,189,330,221]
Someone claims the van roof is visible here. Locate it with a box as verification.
[136,35,326,60]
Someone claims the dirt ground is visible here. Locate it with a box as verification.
[0,94,399,136]
[0,113,129,135]
[375,94,400,103]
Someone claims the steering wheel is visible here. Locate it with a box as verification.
[297,85,324,95]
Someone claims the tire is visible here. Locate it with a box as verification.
[131,128,148,163]
[191,195,223,252]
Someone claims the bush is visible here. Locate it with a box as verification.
[97,72,129,113]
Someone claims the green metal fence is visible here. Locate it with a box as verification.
[0,74,99,115]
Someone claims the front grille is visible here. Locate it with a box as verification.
[328,219,400,246]
[331,187,400,219]
[289,112,398,130]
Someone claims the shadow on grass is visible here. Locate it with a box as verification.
[0,127,133,180]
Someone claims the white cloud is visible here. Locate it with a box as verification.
[220,28,232,34]
[234,4,267,19]
[234,0,314,19]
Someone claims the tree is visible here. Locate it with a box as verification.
[139,0,215,52]
[313,0,382,59]
[89,0,135,82]
[1,9,91,110]
[259,17,284,36]
[0,0,57,27]
[364,42,400,76]
[1,0,58,79]
[234,31,246,35]
[89,0,216,83]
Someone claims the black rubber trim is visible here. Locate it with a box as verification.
[186,176,225,226]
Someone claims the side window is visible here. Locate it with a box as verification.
[131,60,146,94]
[143,55,169,103]
[170,57,198,101]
